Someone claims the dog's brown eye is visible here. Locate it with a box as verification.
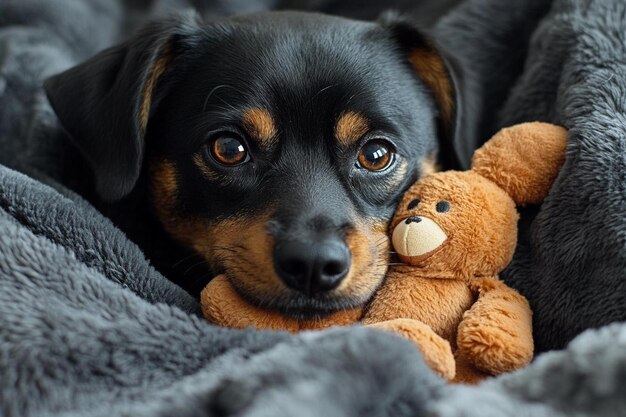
[208,134,249,166]
[356,140,394,172]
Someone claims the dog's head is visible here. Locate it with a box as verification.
[44,11,464,318]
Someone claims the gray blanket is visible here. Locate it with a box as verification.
[1,0,625,416]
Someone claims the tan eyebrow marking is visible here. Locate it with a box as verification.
[242,107,278,149]
[335,111,369,147]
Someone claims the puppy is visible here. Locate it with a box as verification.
[44,11,463,319]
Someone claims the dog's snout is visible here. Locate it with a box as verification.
[274,238,351,295]
[405,216,422,224]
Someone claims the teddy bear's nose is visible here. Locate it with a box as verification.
[273,238,351,296]
[405,216,422,224]
[392,216,447,260]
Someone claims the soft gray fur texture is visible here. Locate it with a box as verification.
[0,0,625,416]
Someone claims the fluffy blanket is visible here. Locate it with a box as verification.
[1,0,624,416]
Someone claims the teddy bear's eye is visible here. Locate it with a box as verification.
[407,199,420,210]
[436,201,450,213]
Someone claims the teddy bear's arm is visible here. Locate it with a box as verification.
[456,277,533,375]
[368,318,456,381]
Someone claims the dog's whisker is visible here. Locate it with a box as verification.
[189,273,214,288]
[375,242,390,251]
[183,260,211,276]
[215,96,241,114]
[201,84,231,112]
[310,83,339,102]
[171,252,202,268]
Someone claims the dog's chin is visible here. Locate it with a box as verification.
[271,294,369,321]
[233,284,373,321]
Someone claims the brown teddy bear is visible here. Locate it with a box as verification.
[201,122,568,383]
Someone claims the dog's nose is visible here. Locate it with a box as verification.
[273,238,351,295]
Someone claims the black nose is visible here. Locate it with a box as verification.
[274,238,351,295]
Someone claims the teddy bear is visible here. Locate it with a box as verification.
[200,122,568,383]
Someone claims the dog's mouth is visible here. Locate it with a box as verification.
[148,163,390,318]
[227,279,370,320]
[208,218,391,320]
[214,239,388,320]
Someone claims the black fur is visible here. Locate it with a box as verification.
[44,11,462,313]
[44,13,205,201]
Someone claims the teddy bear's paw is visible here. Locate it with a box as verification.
[456,308,534,375]
[368,318,456,381]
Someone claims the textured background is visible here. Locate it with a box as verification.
[0,1,625,416]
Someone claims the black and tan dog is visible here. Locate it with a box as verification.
[44,11,464,319]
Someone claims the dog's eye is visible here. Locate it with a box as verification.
[208,133,250,166]
[356,140,395,172]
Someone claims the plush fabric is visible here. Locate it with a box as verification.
[0,0,625,416]
[202,125,566,385]
[364,123,564,381]
[201,274,363,331]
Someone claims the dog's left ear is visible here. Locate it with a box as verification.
[381,16,469,169]
[44,12,202,201]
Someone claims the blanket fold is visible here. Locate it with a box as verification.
[1,0,624,416]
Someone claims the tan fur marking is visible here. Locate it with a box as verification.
[150,159,178,212]
[150,159,213,250]
[335,111,369,147]
[382,159,409,195]
[149,164,284,296]
[151,159,389,315]
[216,213,284,297]
[192,154,221,182]
[200,218,389,331]
[337,218,389,301]
[140,46,173,132]
[242,108,277,149]
[408,48,455,134]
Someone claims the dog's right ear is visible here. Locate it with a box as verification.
[44,12,203,201]
[380,15,472,170]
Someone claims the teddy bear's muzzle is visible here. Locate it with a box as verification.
[392,216,447,260]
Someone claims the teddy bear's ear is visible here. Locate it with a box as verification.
[471,122,567,205]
